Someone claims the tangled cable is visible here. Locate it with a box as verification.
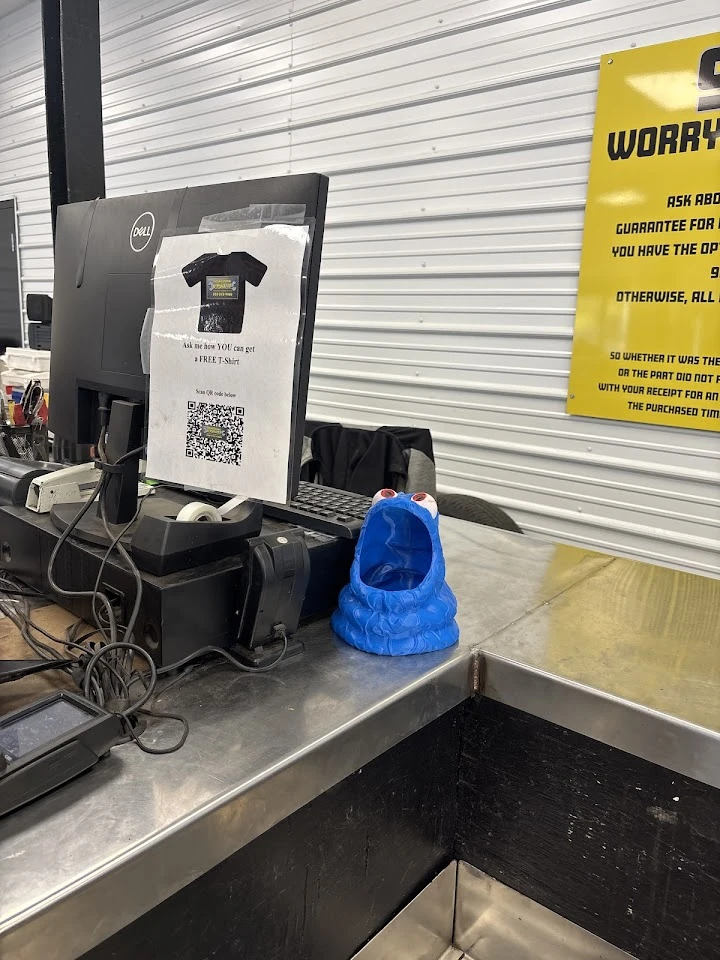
[0,434,287,755]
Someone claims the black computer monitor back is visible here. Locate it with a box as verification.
[49,174,328,494]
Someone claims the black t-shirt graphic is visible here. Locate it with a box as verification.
[182,252,267,334]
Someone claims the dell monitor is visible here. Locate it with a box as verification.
[48,174,329,499]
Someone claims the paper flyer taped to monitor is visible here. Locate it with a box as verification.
[145,224,309,503]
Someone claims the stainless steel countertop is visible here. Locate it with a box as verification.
[475,539,720,792]
[1,520,719,959]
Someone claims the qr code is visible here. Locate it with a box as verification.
[185,401,244,466]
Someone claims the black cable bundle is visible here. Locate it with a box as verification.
[0,433,287,756]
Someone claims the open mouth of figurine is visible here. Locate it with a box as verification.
[358,490,437,591]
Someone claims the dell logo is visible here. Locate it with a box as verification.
[129,211,155,252]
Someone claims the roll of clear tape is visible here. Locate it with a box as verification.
[175,502,222,523]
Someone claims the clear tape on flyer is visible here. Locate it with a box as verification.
[143,205,314,503]
[199,203,307,232]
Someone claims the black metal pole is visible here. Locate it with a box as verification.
[41,0,106,238]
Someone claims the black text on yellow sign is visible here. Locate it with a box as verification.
[568,33,720,432]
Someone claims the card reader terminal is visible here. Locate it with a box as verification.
[0,692,123,817]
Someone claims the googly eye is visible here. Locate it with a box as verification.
[411,492,438,518]
[372,488,398,506]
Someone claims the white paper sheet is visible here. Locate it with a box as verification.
[145,224,309,503]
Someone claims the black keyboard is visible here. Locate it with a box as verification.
[263,482,372,539]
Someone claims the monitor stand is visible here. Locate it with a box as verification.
[50,488,264,575]
[102,399,145,526]
[50,488,199,549]
[48,396,150,547]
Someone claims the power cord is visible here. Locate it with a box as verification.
[0,585,49,598]
[156,629,289,679]
[46,472,119,646]
[124,708,190,754]
[38,434,190,753]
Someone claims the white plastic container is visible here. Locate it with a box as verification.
[2,348,51,373]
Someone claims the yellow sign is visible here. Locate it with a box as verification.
[568,34,720,431]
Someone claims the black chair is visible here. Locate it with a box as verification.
[437,492,522,534]
[302,419,522,533]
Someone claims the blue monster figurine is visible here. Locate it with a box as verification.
[331,489,459,655]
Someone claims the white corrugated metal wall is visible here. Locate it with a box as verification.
[0,0,52,335]
[1,0,718,575]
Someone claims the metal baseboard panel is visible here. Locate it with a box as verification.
[455,862,636,960]
[352,861,636,960]
[352,862,458,960]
